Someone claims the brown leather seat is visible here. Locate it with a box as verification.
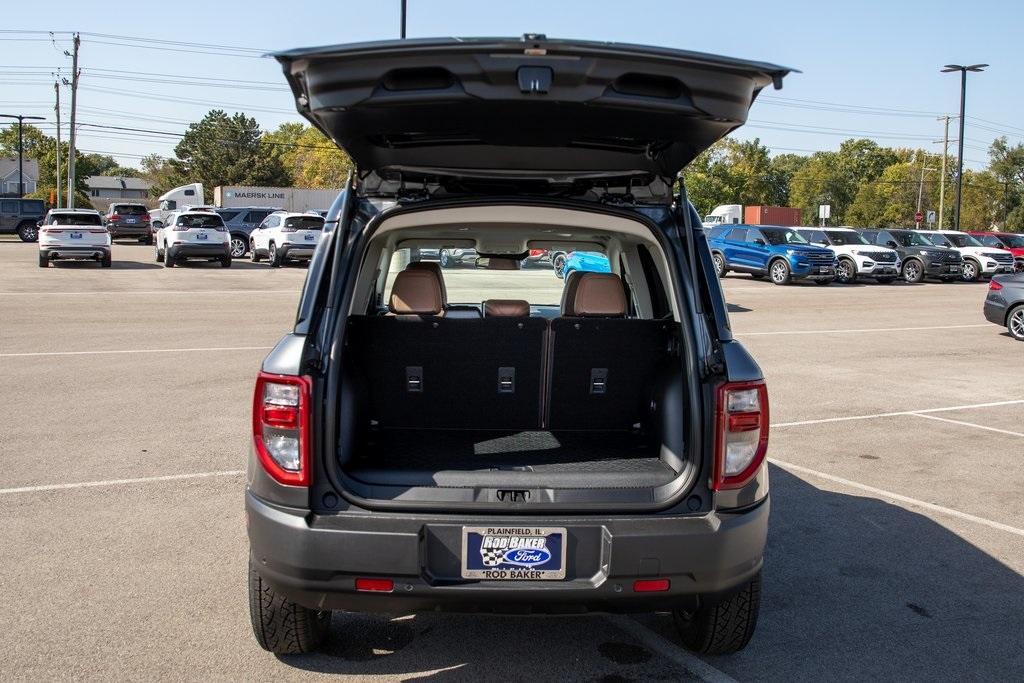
[484,299,531,317]
[405,261,447,303]
[560,270,585,316]
[388,268,444,315]
[572,273,627,317]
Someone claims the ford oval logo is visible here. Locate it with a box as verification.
[502,547,552,567]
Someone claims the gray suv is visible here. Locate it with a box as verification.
[103,203,152,243]
[1,198,47,241]
[247,36,785,657]
[214,207,278,258]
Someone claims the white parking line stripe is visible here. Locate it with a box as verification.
[0,289,298,296]
[771,459,1024,538]
[772,399,1024,428]
[909,413,1024,438]
[0,345,274,358]
[738,323,988,336]
[603,614,738,683]
[0,470,245,495]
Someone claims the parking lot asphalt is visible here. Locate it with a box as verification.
[2,237,1023,681]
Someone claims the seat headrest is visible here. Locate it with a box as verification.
[389,269,444,315]
[560,270,585,316]
[573,273,627,317]
[484,299,530,317]
[405,261,448,303]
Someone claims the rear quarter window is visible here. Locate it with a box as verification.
[22,200,45,214]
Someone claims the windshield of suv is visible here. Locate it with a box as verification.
[383,248,567,306]
[941,233,983,248]
[176,214,224,229]
[825,230,869,246]
[892,231,932,247]
[112,205,147,215]
[760,228,808,246]
[283,216,324,230]
[51,213,102,226]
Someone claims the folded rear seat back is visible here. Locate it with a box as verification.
[346,316,547,430]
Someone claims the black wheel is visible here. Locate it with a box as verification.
[221,254,232,268]
[250,240,261,262]
[164,246,175,268]
[17,222,38,242]
[835,258,857,284]
[768,259,791,285]
[673,571,761,656]
[268,242,282,268]
[229,235,247,259]
[101,253,112,268]
[961,259,981,282]
[38,252,48,268]
[439,249,452,268]
[1008,305,1024,341]
[155,241,164,263]
[248,560,330,654]
[712,252,727,278]
[552,253,567,279]
[902,259,924,283]
[876,277,897,284]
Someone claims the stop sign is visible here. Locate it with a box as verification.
[914,211,924,223]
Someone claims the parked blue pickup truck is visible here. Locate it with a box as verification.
[708,224,836,285]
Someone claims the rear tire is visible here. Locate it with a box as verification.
[230,235,247,259]
[673,571,762,656]
[164,246,175,268]
[38,252,48,268]
[712,252,727,278]
[769,259,791,285]
[552,253,567,279]
[248,560,329,654]
[268,242,282,268]
[17,222,38,242]
[1008,304,1024,341]
[250,241,261,262]
[439,249,452,268]
[221,254,232,268]
[902,259,924,283]
[101,253,112,268]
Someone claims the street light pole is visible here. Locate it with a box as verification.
[0,114,46,196]
[400,0,407,38]
[941,63,987,230]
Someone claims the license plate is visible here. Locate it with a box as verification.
[819,266,831,273]
[461,526,567,580]
[949,265,960,272]
[304,233,315,241]
[126,218,136,224]
[196,232,208,240]
[70,232,82,239]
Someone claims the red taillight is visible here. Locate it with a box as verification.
[109,214,120,222]
[355,578,394,592]
[252,372,311,487]
[142,213,151,222]
[713,380,769,491]
[40,227,63,234]
[633,579,670,593]
[989,279,1003,291]
[88,228,108,234]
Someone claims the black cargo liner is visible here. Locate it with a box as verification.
[345,428,676,489]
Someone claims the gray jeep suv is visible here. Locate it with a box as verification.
[1,198,47,241]
[246,36,785,657]
[215,206,278,258]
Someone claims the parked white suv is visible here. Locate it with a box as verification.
[919,230,1015,282]
[38,209,111,268]
[154,211,231,268]
[249,211,324,267]
[797,227,901,284]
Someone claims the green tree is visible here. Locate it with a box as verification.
[987,137,1024,229]
[789,139,899,224]
[139,154,177,197]
[170,110,291,199]
[0,124,95,200]
[287,126,353,189]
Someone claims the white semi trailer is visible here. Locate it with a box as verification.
[214,186,341,213]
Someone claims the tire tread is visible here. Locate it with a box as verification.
[248,561,328,654]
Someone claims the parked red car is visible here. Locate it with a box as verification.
[969,232,1024,272]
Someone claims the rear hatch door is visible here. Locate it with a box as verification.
[275,37,791,185]
[282,215,324,245]
[176,214,226,244]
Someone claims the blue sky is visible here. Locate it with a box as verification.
[2,0,1021,171]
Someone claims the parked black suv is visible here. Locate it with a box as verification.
[247,37,785,657]
[1,198,47,241]
[861,228,963,283]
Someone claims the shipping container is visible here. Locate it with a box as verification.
[214,186,342,212]
[743,205,802,226]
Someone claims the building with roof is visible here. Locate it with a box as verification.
[86,175,153,208]
[0,157,39,197]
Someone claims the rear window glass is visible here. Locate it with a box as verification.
[283,216,325,230]
[382,248,567,306]
[176,214,224,228]
[113,205,147,215]
[51,213,102,226]
[216,209,243,222]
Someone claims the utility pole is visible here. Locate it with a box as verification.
[66,33,80,208]
[937,115,950,230]
[0,114,46,195]
[400,0,407,38]
[55,80,62,208]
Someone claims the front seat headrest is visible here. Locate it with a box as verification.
[405,261,448,304]
[484,299,530,317]
[389,269,444,315]
[573,273,627,317]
